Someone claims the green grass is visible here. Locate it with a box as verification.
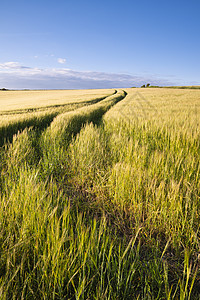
[0,88,199,299]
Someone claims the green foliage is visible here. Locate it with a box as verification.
[141,83,150,88]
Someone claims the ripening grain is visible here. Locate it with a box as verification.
[0,87,199,299]
[0,89,115,146]
[0,89,114,112]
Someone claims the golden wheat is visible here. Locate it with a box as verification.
[0,89,114,112]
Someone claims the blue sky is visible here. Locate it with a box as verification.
[0,0,200,89]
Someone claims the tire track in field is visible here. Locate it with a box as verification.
[0,91,118,147]
[0,90,117,116]
[39,89,127,180]
[46,89,127,143]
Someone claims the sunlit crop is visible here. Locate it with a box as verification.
[0,87,199,299]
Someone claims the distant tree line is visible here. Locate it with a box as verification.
[141,83,150,88]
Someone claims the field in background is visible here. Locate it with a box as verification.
[0,88,199,299]
[0,89,114,112]
[0,89,115,147]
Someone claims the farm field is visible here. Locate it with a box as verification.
[0,87,199,299]
[0,89,115,147]
[0,89,114,112]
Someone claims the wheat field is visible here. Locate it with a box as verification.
[0,87,199,299]
[0,89,115,147]
[0,89,114,112]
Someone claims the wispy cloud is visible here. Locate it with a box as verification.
[57,58,66,64]
[0,62,32,70]
[0,61,177,89]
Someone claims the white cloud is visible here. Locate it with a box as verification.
[0,62,21,69]
[0,62,32,71]
[0,61,177,89]
[57,58,66,64]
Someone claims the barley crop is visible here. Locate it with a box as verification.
[0,87,199,299]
